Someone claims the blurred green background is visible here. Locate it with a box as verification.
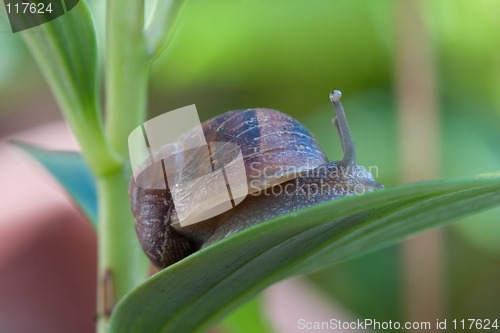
[1,0,499,332]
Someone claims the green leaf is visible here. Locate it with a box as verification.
[15,143,97,227]
[109,173,500,333]
[145,0,188,57]
[19,1,121,175]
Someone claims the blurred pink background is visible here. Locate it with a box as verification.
[0,122,97,333]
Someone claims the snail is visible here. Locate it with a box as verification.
[129,90,382,269]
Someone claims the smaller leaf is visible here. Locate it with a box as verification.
[145,0,188,57]
[15,142,97,227]
[19,1,121,175]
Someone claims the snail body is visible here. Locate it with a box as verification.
[130,91,382,269]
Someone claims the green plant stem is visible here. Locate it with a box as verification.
[97,170,147,331]
[106,0,150,157]
[98,0,150,332]
[99,0,189,330]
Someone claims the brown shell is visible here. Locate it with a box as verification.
[182,108,328,191]
[129,181,194,267]
[130,108,328,268]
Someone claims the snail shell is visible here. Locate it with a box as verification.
[130,91,382,268]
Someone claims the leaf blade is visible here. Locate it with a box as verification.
[109,173,500,333]
[15,143,97,227]
[19,2,121,175]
